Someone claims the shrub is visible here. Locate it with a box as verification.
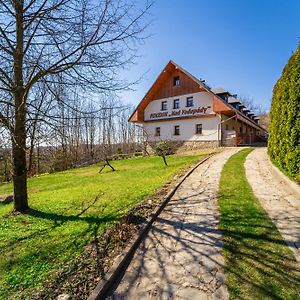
[154,141,173,156]
[111,153,129,160]
[49,150,74,172]
[134,152,143,157]
[268,44,300,182]
[154,141,173,166]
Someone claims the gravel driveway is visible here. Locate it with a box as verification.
[245,147,300,263]
[106,148,241,300]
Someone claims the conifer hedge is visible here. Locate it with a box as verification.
[268,45,300,182]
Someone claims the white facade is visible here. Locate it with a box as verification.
[143,92,221,142]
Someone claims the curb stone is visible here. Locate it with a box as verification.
[87,154,214,300]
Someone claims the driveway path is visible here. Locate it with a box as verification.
[245,147,300,263]
[106,148,241,300]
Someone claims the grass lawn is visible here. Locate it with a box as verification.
[218,148,300,299]
[0,152,207,300]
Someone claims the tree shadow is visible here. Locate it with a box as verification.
[105,190,300,299]
[27,208,116,225]
[0,195,119,254]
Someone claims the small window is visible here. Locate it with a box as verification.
[240,126,243,133]
[174,125,180,136]
[173,76,180,86]
[186,97,194,107]
[196,124,202,135]
[155,127,160,137]
[161,101,167,111]
[225,124,229,130]
[173,99,180,109]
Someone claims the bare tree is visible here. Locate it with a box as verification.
[98,143,116,173]
[0,0,151,212]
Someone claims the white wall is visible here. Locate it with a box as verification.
[143,92,220,142]
[144,92,214,121]
[144,116,220,142]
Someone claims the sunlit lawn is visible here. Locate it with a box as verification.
[218,148,300,299]
[0,152,206,299]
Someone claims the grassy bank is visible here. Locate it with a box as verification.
[0,152,206,299]
[218,148,300,299]
[270,157,300,184]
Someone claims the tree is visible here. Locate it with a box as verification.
[258,112,270,131]
[0,0,151,212]
[268,45,300,182]
[238,95,267,115]
[98,145,115,173]
[154,141,172,166]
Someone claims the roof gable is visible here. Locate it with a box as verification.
[129,60,208,122]
[150,65,203,100]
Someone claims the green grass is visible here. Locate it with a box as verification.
[218,148,300,299]
[270,156,300,184]
[0,152,206,300]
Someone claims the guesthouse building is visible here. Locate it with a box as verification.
[129,61,267,152]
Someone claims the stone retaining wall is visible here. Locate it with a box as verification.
[146,140,219,154]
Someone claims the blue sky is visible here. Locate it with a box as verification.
[120,0,300,111]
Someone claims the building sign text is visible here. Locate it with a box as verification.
[149,106,211,120]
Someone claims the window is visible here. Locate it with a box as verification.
[173,76,180,86]
[240,126,243,133]
[186,96,194,107]
[174,125,180,136]
[196,124,202,135]
[173,99,180,109]
[161,101,167,111]
[155,127,160,137]
[225,124,229,130]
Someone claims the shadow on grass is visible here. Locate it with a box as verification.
[106,194,300,299]
[27,208,117,225]
[1,195,120,254]
[219,215,300,299]
[217,148,300,299]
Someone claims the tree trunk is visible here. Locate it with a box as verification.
[13,0,29,212]
[162,155,168,166]
[12,124,28,212]
[28,132,35,175]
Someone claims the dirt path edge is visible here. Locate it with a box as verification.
[87,154,214,300]
[268,157,300,197]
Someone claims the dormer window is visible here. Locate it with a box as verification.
[173,76,180,86]
[161,101,167,111]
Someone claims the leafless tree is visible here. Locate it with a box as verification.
[0,0,151,212]
[98,144,115,173]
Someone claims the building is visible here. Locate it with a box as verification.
[129,61,267,152]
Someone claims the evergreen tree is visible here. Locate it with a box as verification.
[268,45,300,182]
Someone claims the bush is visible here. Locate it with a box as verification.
[154,141,173,166]
[49,150,74,172]
[154,141,173,156]
[268,44,300,182]
[134,152,143,157]
[111,153,129,160]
